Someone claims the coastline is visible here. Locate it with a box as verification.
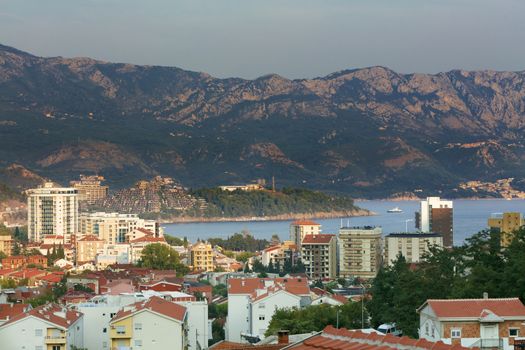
[158,209,372,224]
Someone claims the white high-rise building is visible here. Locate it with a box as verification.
[27,182,79,243]
[416,197,454,247]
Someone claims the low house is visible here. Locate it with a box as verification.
[0,303,84,350]
[109,296,188,350]
[418,296,525,350]
[287,325,472,350]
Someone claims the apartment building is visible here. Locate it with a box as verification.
[418,297,525,350]
[95,244,130,268]
[76,234,105,264]
[384,233,443,266]
[79,212,158,244]
[129,235,168,264]
[416,197,454,247]
[290,220,321,249]
[226,277,311,342]
[0,234,13,256]
[301,234,337,280]
[190,241,214,272]
[488,212,524,247]
[27,182,79,243]
[70,175,108,204]
[109,296,188,350]
[0,303,84,350]
[261,240,297,270]
[338,226,382,280]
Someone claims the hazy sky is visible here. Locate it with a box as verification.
[1,0,524,79]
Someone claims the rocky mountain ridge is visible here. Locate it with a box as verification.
[0,44,524,197]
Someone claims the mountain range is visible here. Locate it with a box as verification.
[1,43,524,198]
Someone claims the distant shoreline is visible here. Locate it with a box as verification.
[158,209,372,224]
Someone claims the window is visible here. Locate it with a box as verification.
[116,326,126,334]
[510,329,519,337]
[52,346,61,350]
[258,303,265,309]
[135,339,143,347]
[103,328,107,333]
[103,342,108,348]
[425,324,429,336]
[259,315,265,321]
[135,323,143,330]
[35,329,43,337]
[451,329,461,338]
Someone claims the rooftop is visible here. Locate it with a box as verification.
[302,234,335,245]
[111,296,186,323]
[420,298,525,318]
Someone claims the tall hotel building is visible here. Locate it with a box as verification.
[415,197,454,247]
[27,182,79,243]
[70,175,108,204]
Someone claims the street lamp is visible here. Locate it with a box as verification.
[359,283,365,329]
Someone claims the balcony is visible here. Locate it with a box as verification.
[45,335,66,344]
[471,338,503,350]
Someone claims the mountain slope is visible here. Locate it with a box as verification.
[0,44,524,197]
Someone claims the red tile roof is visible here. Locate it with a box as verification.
[302,234,335,244]
[0,304,82,329]
[135,228,155,235]
[10,268,47,279]
[0,303,32,320]
[112,296,186,323]
[288,326,474,350]
[78,234,104,242]
[422,298,525,318]
[130,236,167,244]
[292,220,320,226]
[37,273,63,284]
[228,277,310,296]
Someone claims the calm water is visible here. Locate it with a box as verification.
[163,199,525,246]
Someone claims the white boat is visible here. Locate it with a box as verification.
[387,207,403,213]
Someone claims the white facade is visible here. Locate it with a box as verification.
[289,221,321,249]
[419,197,453,232]
[27,182,79,243]
[175,300,209,350]
[384,233,443,266]
[0,311,84,350]
[95,243,131,268]
[79,212,158,244]
[129,309,186,350]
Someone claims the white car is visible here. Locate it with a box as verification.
[377,323,403,336]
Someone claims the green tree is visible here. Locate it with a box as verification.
[139,243,188,275]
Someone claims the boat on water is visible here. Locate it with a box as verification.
[387,207,403,213]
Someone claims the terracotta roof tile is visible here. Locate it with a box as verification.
[112,296,186,323]
[302,234,335,244]
[130,236,167,244]
[78,234,104,242]
[425,298,525,318]
[0,304,82,329]
[292,220,321,226]
[228,277,310,296]
[0,303,31,320]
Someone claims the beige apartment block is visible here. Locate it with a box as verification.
[338,226,382,280]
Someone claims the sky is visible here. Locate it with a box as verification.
[0,0,524,79]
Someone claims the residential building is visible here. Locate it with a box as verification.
[287,325,472,350]
[0,234,13,256]
[290,220,321,249]
[27,182,79,243]
[109,296,188,350]
[226,277,311,342]
[190,241,214,272]
[488,212,525,247]
[76,234,105,264]
[79,212,158,244]
[0,303,32,325]
[338,226,382,280]
[418,296,525,350]
[0,303,84,350]
[261,241,297,270]
[95,244,130,268]
[129,235,168,264]
[301,234,337,280]
[70,175,108,204]
[1,255,48,269]
[219,183,265,192]
[384,233,443,266]
[416,197,454,247]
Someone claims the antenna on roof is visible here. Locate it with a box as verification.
[340,219,343,228]
[347,219,350,227]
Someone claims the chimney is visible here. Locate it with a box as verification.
[483,292,489,299]
[278,330,289,344]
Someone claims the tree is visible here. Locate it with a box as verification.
[0,251,7,260]
[139,243,188,275]
[12,242,21,255]
[212,284,227,298]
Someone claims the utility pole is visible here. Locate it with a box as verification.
[360,283,365,329]
[272,176,275,192]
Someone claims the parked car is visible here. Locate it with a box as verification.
[377,323,402,336]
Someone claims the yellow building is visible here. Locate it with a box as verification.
[70,175,108,204]
[0,234,13,256]
[110,296,187,350]
[76,234,105,263]
[190,241,214,272]
[488,212,524,247]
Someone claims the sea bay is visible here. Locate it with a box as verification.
[163,199,525,246]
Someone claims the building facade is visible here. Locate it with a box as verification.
[79,212,158,244]
[418,297,525,350]
[301,234,337,280]
[416,197,454,247]
[190,241,214,272]
[289,220,321,249]
[260,240,297,270]
[384,233,443,266]
[0,234,13,256]
[76,234,105,264]
[27,183,79,243]
[70,175,108,204]
[488,212,524,247]
[338,226,382,280]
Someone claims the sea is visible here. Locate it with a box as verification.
[163,199,525,246]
